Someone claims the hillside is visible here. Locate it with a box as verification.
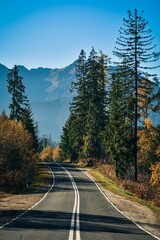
[0,62,159,141]
[0,62,76,140]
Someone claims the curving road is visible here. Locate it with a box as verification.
[0,163,158,240]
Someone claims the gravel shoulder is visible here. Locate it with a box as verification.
[0,162,52,226]
[101,186,160,238]
[86,170,160,239]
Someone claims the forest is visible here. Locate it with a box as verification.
[0,9,160,206]
[60,9,160,206]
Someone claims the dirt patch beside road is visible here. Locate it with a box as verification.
[102,187,160,238]
[0,162,52,226]
[86,169,160,239]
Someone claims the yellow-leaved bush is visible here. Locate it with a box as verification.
[0,113,36,188]
[39,145,61,161]
[150,147,160,190]
[52,146,61,161]
[138,118,157,169]
[150,162,160,190]
[39,146,53,161]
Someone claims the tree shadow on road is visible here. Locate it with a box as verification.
[0,209,157,237]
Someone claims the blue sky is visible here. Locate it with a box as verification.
[0,0,160,69]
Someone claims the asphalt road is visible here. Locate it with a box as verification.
[0,162,158,240]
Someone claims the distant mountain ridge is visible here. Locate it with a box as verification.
[0,62,76,140]
[0,62,159,141]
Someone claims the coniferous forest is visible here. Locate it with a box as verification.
[60,9,160,205]
[0,9,160,206]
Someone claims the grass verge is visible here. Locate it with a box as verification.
[89,168,160,217]
[30,161,52,190]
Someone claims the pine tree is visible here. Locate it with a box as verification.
[60,113,78,161]
[70,49,88,158]
[60,48,108,161]
[60,121,70,160]
[113,9,160,180]
[7,65,28,122]
[97,51,108,130]
[21,105,39,151]
[106,69,134,178]
[84,48,108,158]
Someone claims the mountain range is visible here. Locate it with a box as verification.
[0,62,76,141]
[0,62,159,141]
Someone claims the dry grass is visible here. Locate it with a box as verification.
[0,161,52,199]
[0,161,53,225]
[89,166,160,216]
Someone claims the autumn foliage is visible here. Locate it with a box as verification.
[150,162,160,190]
[39,146,53,161]
[39,145,61,161]
[52,146,61,161]
[138,118,158,171]
[0,113,36,188]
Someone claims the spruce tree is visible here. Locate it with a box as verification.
[60,48,108,161]
[84,48,108,158]
[60,113,78,161]
[113,9,160,180]
[22,105,39,151]
[60,121,70,160]
[70,50,87,158]
[106,68,134,178]
[7,65,28,122]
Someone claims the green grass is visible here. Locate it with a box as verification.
[89,168,160,217]
[89,169,134,197]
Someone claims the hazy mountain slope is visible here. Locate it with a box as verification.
[0,64,11,108]
[0,62,159,141]
[0,62,76,140]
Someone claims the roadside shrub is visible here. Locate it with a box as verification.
[0,113,36,188]
[98,162,160,207]
[52,146,61,161]
[98,163,116,181]
[80,158,99,167]
[39,146,53,161]
[150,162,160,190]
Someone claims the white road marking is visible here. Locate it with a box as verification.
[0,164,55,230]
[57,164,81,240]
[83,170,160,240]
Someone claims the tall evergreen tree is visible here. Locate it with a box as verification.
[60,112,78,161]
[60,48,108,161]
[84,48,108,158]
[21,105,39,151]
[7,65,28,122]
[70,49,87,158]
[113,9,160,180]
[106,68,134,178]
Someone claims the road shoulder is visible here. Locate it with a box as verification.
[84,168,160,239]
[0,162,52,226]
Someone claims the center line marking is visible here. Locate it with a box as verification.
[57,164,81,240]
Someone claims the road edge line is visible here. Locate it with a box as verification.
[82,170,160,240]
[0,164,55,230]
